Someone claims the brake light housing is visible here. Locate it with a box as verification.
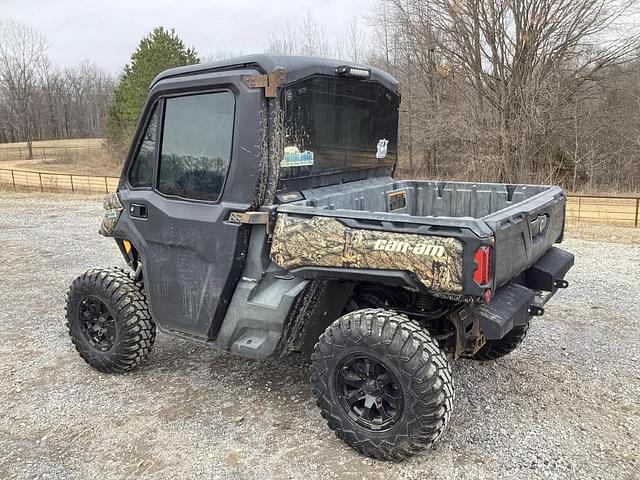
[473,246,492,286]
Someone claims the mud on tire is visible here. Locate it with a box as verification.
[65,268,156,373]
[472,323,529,361]
[311,308,454,461]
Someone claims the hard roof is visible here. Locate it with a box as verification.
[150,54,399,93]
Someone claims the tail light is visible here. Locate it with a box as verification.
[473,246,492,286]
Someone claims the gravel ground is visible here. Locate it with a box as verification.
[0,193,638,480]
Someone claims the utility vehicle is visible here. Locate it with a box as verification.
[66,55,574,461]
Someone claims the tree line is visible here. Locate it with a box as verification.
[0,21,198,160]
[266,2,640,193]
[2,2,640,193]
[0,20,115,158]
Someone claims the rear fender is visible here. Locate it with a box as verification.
[270,213,466,296]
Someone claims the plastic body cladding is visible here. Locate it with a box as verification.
[271,213,464,294]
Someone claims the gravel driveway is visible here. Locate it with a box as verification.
[0,193,638,480]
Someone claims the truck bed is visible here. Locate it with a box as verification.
[274,177,567,297]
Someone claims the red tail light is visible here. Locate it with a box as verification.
[473,246,491,286]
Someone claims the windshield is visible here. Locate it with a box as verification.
[279,76,399,183]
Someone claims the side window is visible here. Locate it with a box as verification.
[158,91,235,201]
[129,104,160,188]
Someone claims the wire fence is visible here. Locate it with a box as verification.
[0,167,638,227]
[566,194,640,228]
[0,168,119,194]
[0,145,103,161]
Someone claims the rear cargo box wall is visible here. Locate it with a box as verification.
[413,182,547,218]
[296,179,549,219]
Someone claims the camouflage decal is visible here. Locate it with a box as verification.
[271,213,464,293]
[98,192,123,237]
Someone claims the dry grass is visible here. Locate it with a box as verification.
[565,222,640,244]
[0,138,120,176]
[36,149,123,176]
[0,147,122,177]
[0,138,105,150]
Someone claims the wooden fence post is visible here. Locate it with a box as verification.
[577,196,582,224]
[70,175,75,192]
[11,169,16,191]
[104,176,109,193]
[635,198,639,228]
[38,172,43,192]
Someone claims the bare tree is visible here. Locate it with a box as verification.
[0,20,114,148]
[0,19,48,158]
[336,18,370,63]
[201,50,246,62]
[265,12,330,57]
[384,0,640,183]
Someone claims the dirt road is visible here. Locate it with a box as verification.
[0,193,638,479]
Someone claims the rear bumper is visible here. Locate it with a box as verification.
[474,247,574,340]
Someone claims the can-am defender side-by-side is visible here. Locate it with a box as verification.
[65,55,574,461]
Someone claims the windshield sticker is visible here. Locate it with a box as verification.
[282,146,314,167]
[376,139,389,159]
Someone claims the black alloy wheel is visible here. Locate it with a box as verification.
[335,353,403,431]
[79,296,117,352]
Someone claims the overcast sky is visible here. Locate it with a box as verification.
[0,0,376,74]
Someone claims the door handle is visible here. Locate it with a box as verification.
[129,203,148,219]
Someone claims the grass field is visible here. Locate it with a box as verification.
[0,138,105,150]
[0,138,122,176]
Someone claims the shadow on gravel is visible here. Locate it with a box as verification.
[136,335,313,394]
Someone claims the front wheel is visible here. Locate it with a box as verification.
[65,268,156,373]
[311,308,454,461]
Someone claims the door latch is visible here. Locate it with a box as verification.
[129,203,148,219]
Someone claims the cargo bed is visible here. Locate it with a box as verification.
[276,177,567,295]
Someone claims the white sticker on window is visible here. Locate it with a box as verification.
[376,139,389,159]
[282,146,314,167]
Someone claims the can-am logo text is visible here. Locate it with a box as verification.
[373,239,446,257]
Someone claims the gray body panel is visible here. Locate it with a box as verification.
[207,225,309,358]
[114,68,265,341]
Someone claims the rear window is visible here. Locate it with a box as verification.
[158,91,235,201]
[280,76,399,182]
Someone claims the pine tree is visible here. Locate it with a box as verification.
[107,27,198,145]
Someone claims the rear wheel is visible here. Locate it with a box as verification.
[472,323,529,361]
[65,268,156,373]
[311,308,454,461]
